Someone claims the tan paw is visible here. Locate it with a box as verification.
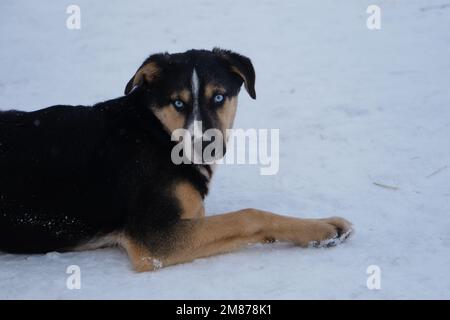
[306,216,353,248]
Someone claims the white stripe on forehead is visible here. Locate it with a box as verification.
[191,68,200,113]
[188,68,201,135]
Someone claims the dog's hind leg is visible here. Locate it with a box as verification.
[120,209,352,272]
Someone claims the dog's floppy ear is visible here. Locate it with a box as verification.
[124,61,161,95]
[125,52,173,95]
[213,48,256,99]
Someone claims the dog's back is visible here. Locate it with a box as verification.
[0,105,123,252]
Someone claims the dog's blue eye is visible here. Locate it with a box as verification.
[213,94,224,104]
[173,100,184,109]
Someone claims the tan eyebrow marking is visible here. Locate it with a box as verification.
[170,89,191,103]
[204,84,226,100]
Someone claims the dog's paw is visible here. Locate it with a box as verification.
[306,217,353,248]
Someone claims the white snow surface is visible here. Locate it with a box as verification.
[1,0,450,299]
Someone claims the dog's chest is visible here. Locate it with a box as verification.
[174,181,205,219]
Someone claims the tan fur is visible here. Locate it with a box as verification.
[204,84,226,100]
[151,90,193,134]
[217,96,238,133]
[231,66,251,95]
[163,210,351,268]
[117,208,351,272]
[132,62,160,88]
[75,232,160,272]
[119,236,162,272]
[175,181,205,219]
[152,105,185,134]
[171,89,191,103]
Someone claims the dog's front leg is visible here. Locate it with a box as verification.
[120,209,352,272]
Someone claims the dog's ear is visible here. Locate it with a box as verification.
[124,61,161,95]
[213,48,256,99]
[125,53,172,95]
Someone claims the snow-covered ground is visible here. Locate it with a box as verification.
[1,0,450,299]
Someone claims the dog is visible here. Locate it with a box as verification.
[0,48,352,271]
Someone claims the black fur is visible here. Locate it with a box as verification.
[0,49,255,254]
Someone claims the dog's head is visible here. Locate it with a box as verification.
[124,48,255,159]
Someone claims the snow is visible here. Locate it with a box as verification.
[1,0,450,299]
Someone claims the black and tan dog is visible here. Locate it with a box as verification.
[0,49,352,271]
